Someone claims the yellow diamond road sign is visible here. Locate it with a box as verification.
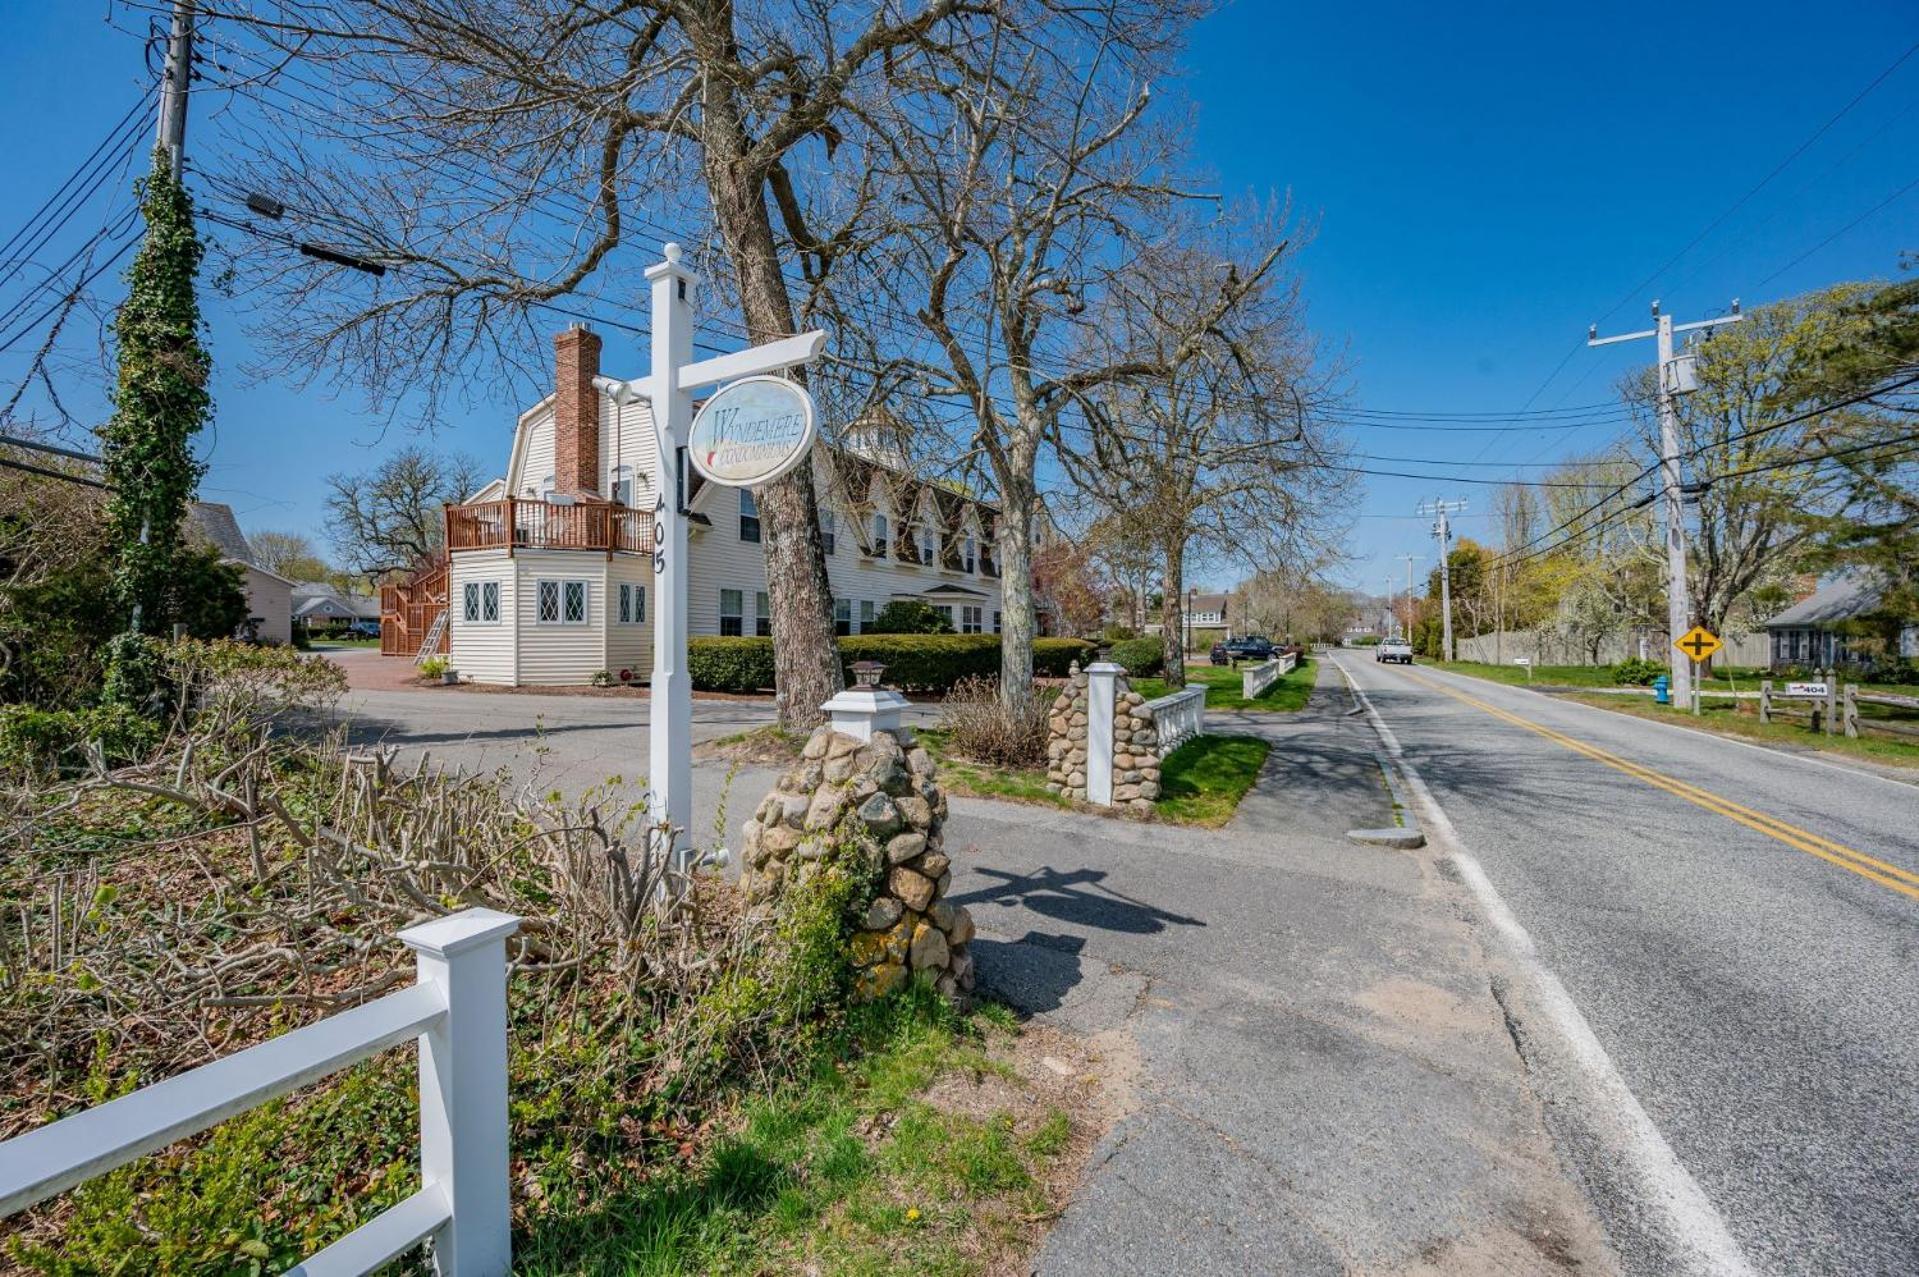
[1675,626,1722,662]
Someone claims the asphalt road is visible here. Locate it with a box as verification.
[1335,654,1919,1277]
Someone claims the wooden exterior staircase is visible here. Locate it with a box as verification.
[380,558,450,659]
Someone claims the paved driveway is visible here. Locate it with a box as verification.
[336,685,783,849]
[329,665,1617,1274]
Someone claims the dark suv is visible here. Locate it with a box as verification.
[1209,635,1275,665]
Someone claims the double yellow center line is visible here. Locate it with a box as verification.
[1396,668,1919,903]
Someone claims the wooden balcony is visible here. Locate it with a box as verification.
[444,498,654,557]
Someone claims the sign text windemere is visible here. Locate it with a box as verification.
[687,375,816,488]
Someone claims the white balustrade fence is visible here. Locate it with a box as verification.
[1240,653,1296,700]
[0,908,521,1277]
[1144,686,1205,756]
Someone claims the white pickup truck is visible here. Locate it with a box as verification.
[1375,638,1414,664]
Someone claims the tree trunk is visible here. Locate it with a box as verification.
[1159,538,1186,687]
[700,73,842,729]
[996,476,1040,712]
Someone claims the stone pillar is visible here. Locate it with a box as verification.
[1085,661,1121,806]
[735,702,976,1004]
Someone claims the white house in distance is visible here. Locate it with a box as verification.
[185,501,294,645]
[441,325,1006,686]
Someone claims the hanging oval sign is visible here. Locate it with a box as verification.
[687,375,817,488]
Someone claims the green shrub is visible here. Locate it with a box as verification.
[1109,638,1165,678]
[689,636,780,693]
[1611,657,1665,686]
[1101,622,1140,642]
[687,635,1095,693]
[1032,638,1096,677]
[0,703,160,773]
[836,634,999,692]
[101,631,168,715]
[418,655,448,679]
[866,600,953,634]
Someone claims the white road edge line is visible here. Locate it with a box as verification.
[1329,654,1757,1277]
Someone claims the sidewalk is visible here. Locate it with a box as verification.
[942,663,1618,1275]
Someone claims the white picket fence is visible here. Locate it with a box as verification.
[1144,686,1205,756]
[0,908,521,1276]
[1240,653,1296,699]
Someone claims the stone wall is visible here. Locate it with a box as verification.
[739,726,976,1003]
[1043,662,1163,815]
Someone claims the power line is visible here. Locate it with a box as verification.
[1590,40,1919,330]
[1754,173,1919,290]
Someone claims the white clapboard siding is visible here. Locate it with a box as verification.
[513,552,608,685]
[449,551,518,686]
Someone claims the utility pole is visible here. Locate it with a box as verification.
[126,0,196,637]
[155,1,196,178]
[1396,553,1420,642]
[1384,575,1396,637]
[1589,298,1743,709]
[1417,500,1466,661]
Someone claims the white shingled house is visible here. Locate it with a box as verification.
[440,325,1006,686]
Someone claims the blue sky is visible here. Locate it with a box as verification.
[1,2,1915,599]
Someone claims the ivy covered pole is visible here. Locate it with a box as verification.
[100,148,211,636]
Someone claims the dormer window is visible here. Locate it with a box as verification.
[917,527,934,565]
[963,535,976,573]
[871,513,888,556]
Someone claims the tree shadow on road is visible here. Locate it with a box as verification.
[947,865,1205,936]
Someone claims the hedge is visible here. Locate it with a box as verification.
[686,635,1097,694]
[1108,638,1165,678]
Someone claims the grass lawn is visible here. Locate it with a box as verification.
[1154,734,1272,826]
[1432,659,1784,698]
[917,727,1272,825]
[916,727,1074,810]
[510,992,1095,1276]
[1561,692,1919,770]
[1133,657,1316,712]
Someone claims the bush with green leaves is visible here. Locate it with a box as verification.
[1108,638,1165,678]
[688,634,1096,694]
[689,636,780,693]
[865,600,955,634]
[1611,657,1665,686]
[0,703,160,775]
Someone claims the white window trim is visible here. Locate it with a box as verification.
[536,578,590,627]
[719,588,745,637]
[462,580,502,626]
[617,582,647,625]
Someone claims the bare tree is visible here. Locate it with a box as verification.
[247,529,331,581]
[324,447,484,574]
[199,0,1014,727]
[1060,223,1351,684]
[849,4,1261,708]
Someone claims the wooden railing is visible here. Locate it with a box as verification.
[445,499,654,556]
[381,560,449,658]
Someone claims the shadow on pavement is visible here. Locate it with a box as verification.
[947,865,1206,936]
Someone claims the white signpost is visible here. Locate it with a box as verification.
[623,244,825,871]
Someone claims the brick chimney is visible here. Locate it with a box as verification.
[553,323,603,497]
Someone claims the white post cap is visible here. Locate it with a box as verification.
[398,908,522,959]
[820,686,910,743]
